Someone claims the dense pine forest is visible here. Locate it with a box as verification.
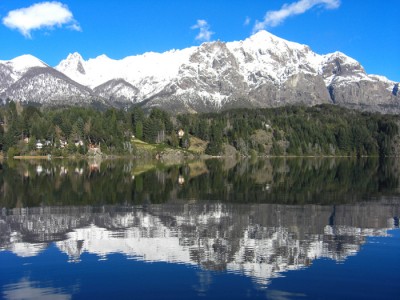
[0,101,398,158]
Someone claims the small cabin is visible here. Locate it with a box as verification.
[89,143,100,150]
[60,140,68,148]
[36,142,43,149]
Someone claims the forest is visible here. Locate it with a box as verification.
[0,101,398,158]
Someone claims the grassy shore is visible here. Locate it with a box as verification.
[13,155,52,160]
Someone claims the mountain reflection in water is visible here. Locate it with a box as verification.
[0,158,400,299]
[1,201,399,286]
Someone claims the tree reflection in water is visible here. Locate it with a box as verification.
[0,157,400,208]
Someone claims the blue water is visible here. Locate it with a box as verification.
[1,159,400,299]
[1,216,399,299]
[267,230,400,300]
[1,246,265,299]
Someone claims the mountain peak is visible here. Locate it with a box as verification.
[323,51,360,65]
[57,52,86,75]
[9,54,47,72]
[67,52,84,61]
[242,30,308,54]
[95,54,112,61]
[250,30,279,40]
[243,30,282,47]
[321,51,365,77]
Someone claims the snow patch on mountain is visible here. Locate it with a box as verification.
[8,55,48,73]
[56,48,197,92]
[0,55,49,97]
[0,54,48,82]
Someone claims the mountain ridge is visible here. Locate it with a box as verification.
[0,30,398,113]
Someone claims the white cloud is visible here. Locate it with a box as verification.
[191,19,214,42]
[254,0,340,32]
[2,1,81,38]
[244,16,251,26]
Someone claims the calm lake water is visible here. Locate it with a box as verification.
[0,158,399,299]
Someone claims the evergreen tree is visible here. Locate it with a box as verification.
[135,121,143,140]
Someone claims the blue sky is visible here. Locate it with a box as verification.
[0,0,398,81]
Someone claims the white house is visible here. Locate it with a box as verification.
[60,140,68,148]
[36,142,43,149]
[74,140,84,147]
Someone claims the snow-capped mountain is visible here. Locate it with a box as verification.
[1,201,399,286]
[0,54,104,107]
[55,48,196,104]
[1,31,398,113]
[0,55,47,94]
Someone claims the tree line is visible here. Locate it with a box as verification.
[0,102,398,157]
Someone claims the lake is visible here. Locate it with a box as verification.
[0,158,399,299]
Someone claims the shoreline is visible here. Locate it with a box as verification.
[13,155,52,160]
[6,153,386,161]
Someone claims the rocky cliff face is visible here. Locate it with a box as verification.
[321,52,400,112]
[0,31,398,113]
[93,79,140,108]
